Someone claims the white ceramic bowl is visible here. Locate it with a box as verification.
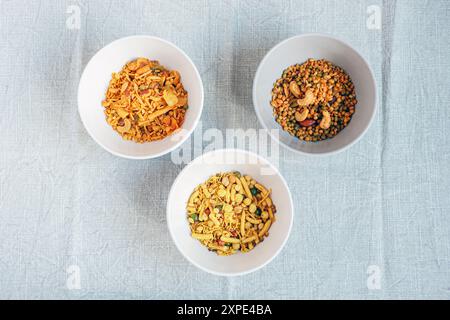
[167,149,294,276]
[253,33,377,156]
[78,36,204,159]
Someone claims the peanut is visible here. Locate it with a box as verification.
[299,119,316,127]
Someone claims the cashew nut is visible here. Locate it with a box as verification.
[117,118,131,133]
[163,89,179,107]
[297,89,315,106]
[289,81,301,98]
[295,107,309,122]
[320,110,331,129]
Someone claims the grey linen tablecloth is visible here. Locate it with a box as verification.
[0,0,449,299]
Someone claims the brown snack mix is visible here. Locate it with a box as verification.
[270,59,357,142]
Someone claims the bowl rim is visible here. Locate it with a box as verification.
[252,32,378,157]
[166,148,294,276]
[77,35,204,160]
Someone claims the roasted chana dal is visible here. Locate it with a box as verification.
[187,172,276,256]
[102,58,188,143]
[271,59,357,142]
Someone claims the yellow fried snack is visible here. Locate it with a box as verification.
[186,172,277,256]
[102,58,188,143]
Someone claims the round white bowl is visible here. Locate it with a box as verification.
[253,33,377,156]
[167,149,294,276]
[78,36,204,159]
